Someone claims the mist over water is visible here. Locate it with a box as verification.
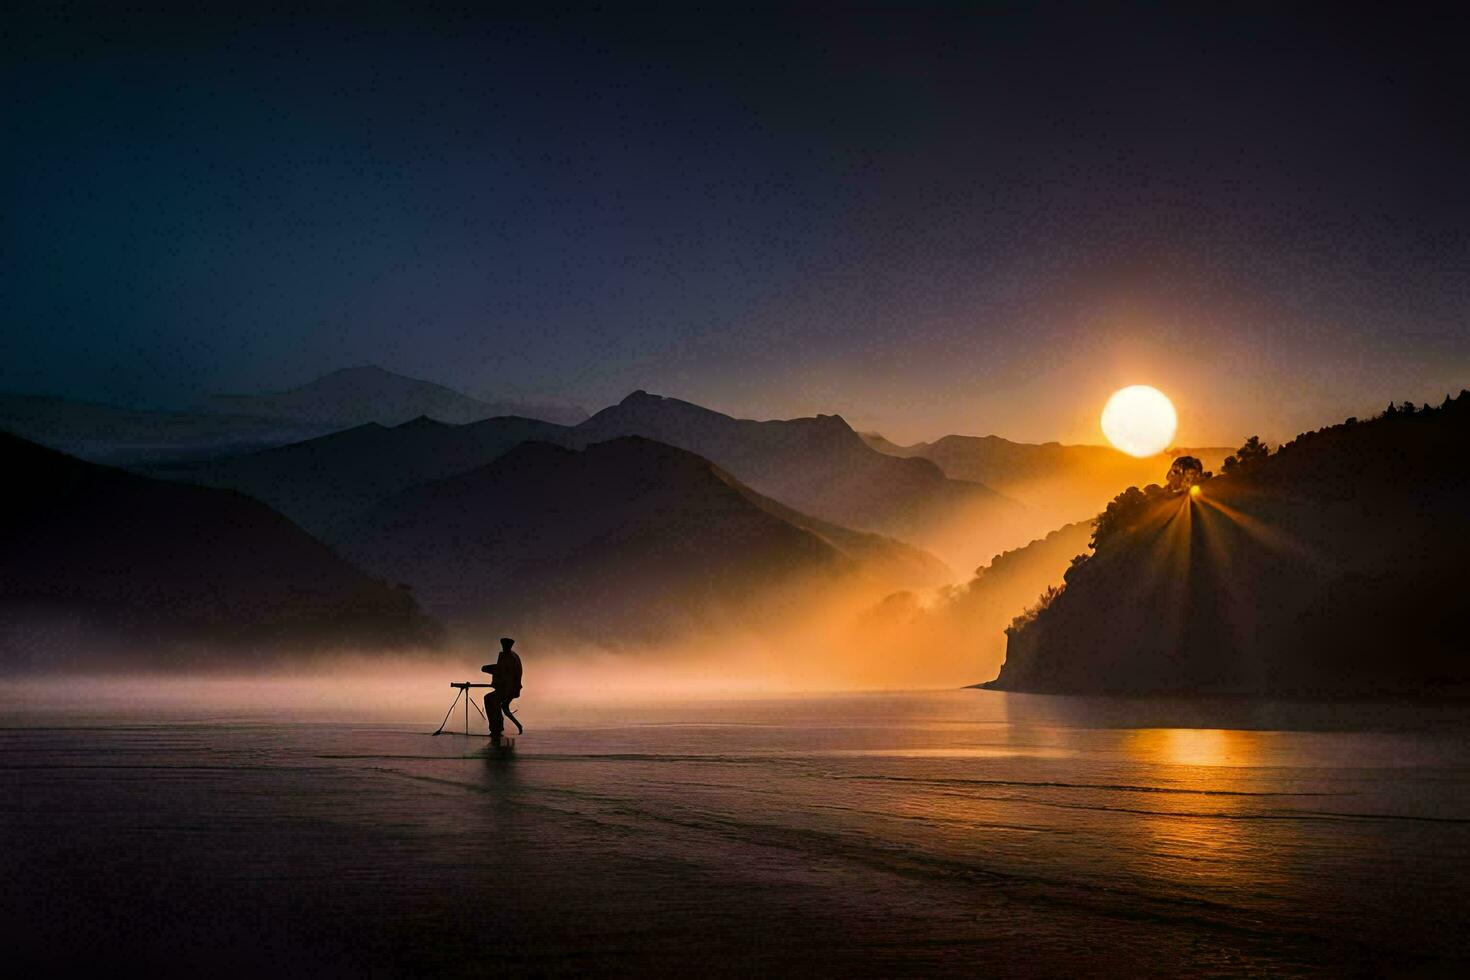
[0,558,1035,697]
[0,637,977,726]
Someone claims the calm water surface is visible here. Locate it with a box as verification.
[3,689,1469,976]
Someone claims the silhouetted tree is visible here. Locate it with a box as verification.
[1166,455,1204,492]
[1222,435,1270,472]
[1091,482,1168,549]
[1007,584,1063,633]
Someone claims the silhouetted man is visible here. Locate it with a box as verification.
[482,637,524,738]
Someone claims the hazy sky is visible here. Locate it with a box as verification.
[3,3,1466,445]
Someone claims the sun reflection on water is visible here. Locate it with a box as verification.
[1126,727,1260,767]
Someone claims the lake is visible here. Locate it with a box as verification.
[3,688,1469,975]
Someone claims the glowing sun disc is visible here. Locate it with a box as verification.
[1101,385,1177,457]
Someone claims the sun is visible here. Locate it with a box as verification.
[1101,385,1177,457]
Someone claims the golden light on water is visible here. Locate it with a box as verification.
[1101,385,1178,457]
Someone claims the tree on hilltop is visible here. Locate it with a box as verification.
[1166,455,1205,492]
[1222,435,1270,473]
[1091,482,1166,549]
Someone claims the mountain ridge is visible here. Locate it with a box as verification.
[145,414,573,537]
[0,392,336,465]
[329,436,943,642]
[566,391,1037,573]
[0,431,438,669]
[209,365,587,427]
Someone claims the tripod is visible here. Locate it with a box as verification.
[431,682,521,737]
[432,682,493,737]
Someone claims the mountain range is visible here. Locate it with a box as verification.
[330,437,947,642]
[565,391,1038,573]
[146,415,571,538]
[208,365,588,426]
[987,394,1470,696]
[149,389,1039,576]
[0,366,586,467]
[6,376,1463,693]
[0,393,335,465]
[0,432,438,670]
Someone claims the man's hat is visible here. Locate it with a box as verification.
[500,637,515,648]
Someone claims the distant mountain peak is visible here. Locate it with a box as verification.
[395,415,452,431]
[613,390,705,412]
[569,389,1027,572]
[609,390,853,432]
[809,412,852,431]
[323,364,392,378]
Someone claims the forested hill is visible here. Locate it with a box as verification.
[0,431,439,669]
[987,393,1470,696]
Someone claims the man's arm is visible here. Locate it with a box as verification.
[481,664,498,676]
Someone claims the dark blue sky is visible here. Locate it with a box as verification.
[3,3,1466,443]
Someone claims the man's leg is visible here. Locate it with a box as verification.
[501,698,524,735]
[484,692,504,736]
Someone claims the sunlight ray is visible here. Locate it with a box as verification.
[1195,495,1318,564]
